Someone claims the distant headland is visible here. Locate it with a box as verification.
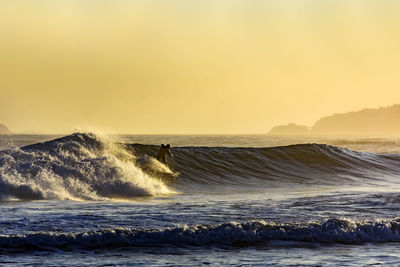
[269,104,400,135]
[268,123,310,135]
[0,124,14,134]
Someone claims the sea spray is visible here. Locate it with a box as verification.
[0,133,173,201]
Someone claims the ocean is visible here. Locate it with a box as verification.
[1,133,400,266]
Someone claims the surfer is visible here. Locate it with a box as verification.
[156,144,173,164]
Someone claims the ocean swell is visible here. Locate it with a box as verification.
[130,143,400,189]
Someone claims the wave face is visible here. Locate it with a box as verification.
[0,133,172,200]
[1,218,400,250]
[1,133,400,200]
[130,143,400,190]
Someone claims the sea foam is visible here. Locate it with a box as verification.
[0,133,173,201]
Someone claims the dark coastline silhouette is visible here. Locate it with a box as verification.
[269,104,400,135]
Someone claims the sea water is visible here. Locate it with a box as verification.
[0,133,400,266]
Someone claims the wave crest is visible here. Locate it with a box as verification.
[0,133,173,201]
[130,143,400,188]
[2,133,400,199]
[1,218,400,250]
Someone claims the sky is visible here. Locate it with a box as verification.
[1,0,400,134]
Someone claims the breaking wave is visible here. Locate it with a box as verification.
[0,133,173,201]
[1,132,400,200]
[2,218,400,250]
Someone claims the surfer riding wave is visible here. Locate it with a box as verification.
[156,144,173,165]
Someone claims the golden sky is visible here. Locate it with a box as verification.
[1,0,400,134]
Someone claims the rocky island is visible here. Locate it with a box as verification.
[269,104,400,135]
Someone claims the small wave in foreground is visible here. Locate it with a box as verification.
[1,218,400,250]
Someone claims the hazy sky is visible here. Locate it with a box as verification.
[1,0,400,134]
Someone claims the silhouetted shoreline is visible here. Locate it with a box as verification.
[269,104,400,135]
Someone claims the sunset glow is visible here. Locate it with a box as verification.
[1,1,400,134]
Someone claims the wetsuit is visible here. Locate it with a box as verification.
[156,146,172,164]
